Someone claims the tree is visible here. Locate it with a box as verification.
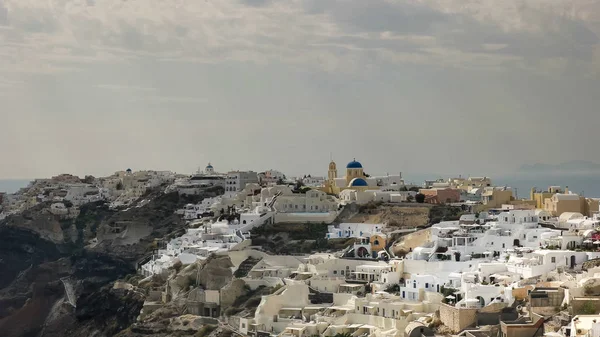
[581,300,597,315]
[399,186,408,191]
[116,181,124,190]
[276,178,285,185]
[408,186,420,192]
[415,193,426,203]
[406,195,414,202]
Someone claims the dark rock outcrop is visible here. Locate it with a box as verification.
[0,187,224,337]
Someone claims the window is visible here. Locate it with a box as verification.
[341,270,344,275]
[425,283,429,288]
[333,270,337,274]
[551,257,556,263]
[242,323,246,328]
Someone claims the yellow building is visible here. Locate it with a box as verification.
[449,177,492,191]
[543,192,600,217]
[481,187,514,208]
[321,159,372,195]
[370,234,387,253]
[529,186,564,209]
[544,194,581,216]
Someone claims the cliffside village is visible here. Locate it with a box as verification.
[3,159,600,337]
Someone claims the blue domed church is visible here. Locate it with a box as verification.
[322,158,376,194]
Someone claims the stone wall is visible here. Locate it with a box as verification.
[572,298,600,315]
[439,304,477,333]
[220,279,248,311]
[512,286,534,301]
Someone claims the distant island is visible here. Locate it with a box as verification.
[517,160,600,175]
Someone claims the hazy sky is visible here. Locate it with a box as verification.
[1,0,600,179]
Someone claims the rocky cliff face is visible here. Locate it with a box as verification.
[0,187,223,337]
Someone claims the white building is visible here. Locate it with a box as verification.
[505,250,589,279]
[333,173,404,189]
[226,171,259,193]
[339,189,416,205]
[399,274,442,301]
[325,223,385,239]
[302,176,325,187]
[410,210,562,261]
[258,169,286,185]
[64,184,101,206]
[238,186,339,224]
[140,221,247,277]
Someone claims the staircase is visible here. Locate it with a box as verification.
[427,240,439,262]
[234,257,262,278]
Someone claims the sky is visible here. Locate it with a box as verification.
[1,0,600,180]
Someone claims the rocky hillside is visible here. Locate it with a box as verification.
[251,203,464,255]
[0,187,223,337]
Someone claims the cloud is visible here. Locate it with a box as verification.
[129,95,208,104]
[96,84,158,91]
[0,0,598,76]
[239,0,272,7]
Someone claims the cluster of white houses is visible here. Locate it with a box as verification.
[228,208,600,337]
[141,186,600,337]
[8,160,600,337]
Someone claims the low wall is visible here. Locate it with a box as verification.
[244,277,284,290]
[572,297,600,315]
[274,212,338,224]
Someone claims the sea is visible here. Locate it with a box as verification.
[403,173,600,199]
[0,180,31,194]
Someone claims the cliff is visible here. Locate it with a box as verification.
[0,186,223,337]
